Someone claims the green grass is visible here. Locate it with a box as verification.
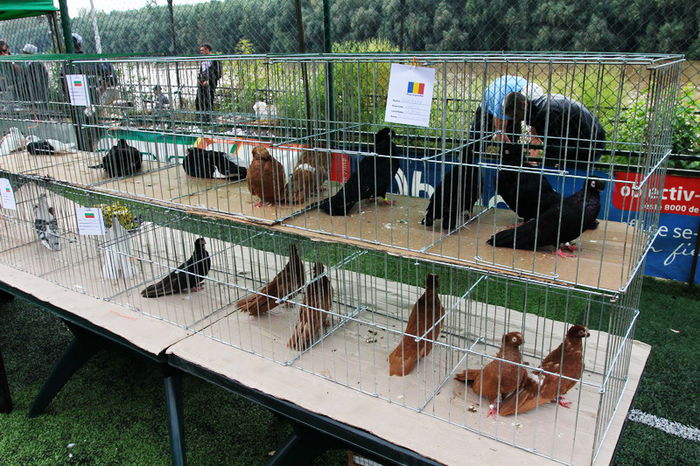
[0,294,344,466]
[0,279,697,465]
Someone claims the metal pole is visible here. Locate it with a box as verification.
[323,0,335,144]
[46,13,60,53]
[399,0,405,51]
[89,0,102,54]
[168,0,183,108]
[58,0,74,54]
[295,0,313,137]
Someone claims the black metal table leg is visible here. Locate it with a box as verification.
[163,368,187,466]
[0,289,15,413]
[0,289,14,303]
[0,346,11,414]
[268,422,342,466]
[28,322,106,418]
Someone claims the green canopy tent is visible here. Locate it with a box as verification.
[0,0,58,21]
[0,1,71,53]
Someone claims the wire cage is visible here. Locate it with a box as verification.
[0,52,681,294]
[0,172,644,464]
[0,175,641,464]
[0,51,679,465]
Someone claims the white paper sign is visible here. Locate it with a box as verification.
[65,74,91,107]
[75,207,105,236]
[384,63,436,127]
[0,178,16,210]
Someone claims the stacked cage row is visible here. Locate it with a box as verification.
[0,51,681,464]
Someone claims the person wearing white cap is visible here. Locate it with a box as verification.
[72,33,84,53]
[19,43,48,110]
[21,44,38,55]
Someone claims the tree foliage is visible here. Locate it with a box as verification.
[54,0,698,58]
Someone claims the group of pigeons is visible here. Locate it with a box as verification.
[141,240,332,352]
[246,128,605,257]
[454,325,590,417]
[385,270,591,417]
[322,130,604,257]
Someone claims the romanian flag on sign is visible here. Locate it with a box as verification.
[84,212,95,219]
[73,80,83,87]
[407,81,425,95]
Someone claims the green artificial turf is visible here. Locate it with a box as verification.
[0,279,697,465]
[0,295,344,465]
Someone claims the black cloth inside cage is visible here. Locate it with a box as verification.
[182,148,247,179]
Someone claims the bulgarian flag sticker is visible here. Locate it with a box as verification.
[65,74,90,106]
[76,207,104,235]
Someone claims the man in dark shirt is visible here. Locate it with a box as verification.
[194,43,220,124]
[0,40,23,108]
[504,91,606,164]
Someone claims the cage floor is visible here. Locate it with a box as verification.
[424,208,636,292]
[171,178,336,225]
[186,260,634,464]
[169,322,649,466]
[284,193,443,250]
[99,165,242,207]
[3,148,641,292]
[1,149,78,174]
[0,149,172,186]
[283,198,637,292]
[0,261,191,355]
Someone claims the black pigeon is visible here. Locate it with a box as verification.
[318,128,400,215]
[141,238,211,298]
[182,147,247,179]
[422,143,481,230]
[27,140,56,156]
[89,139,143,178]
[496,143,562,222]
[487,179,605,252]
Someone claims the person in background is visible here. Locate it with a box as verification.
[194,43,220,124]
[147,85,170,115]
[0,40,23,107]
[59,33,118,150]
[471,75,545,143]
[19,44,49,111]
[72,33,84,54]
[503,90,606,164]
[146,85,171,127]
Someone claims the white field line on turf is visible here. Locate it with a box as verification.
[628,409,700,442]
